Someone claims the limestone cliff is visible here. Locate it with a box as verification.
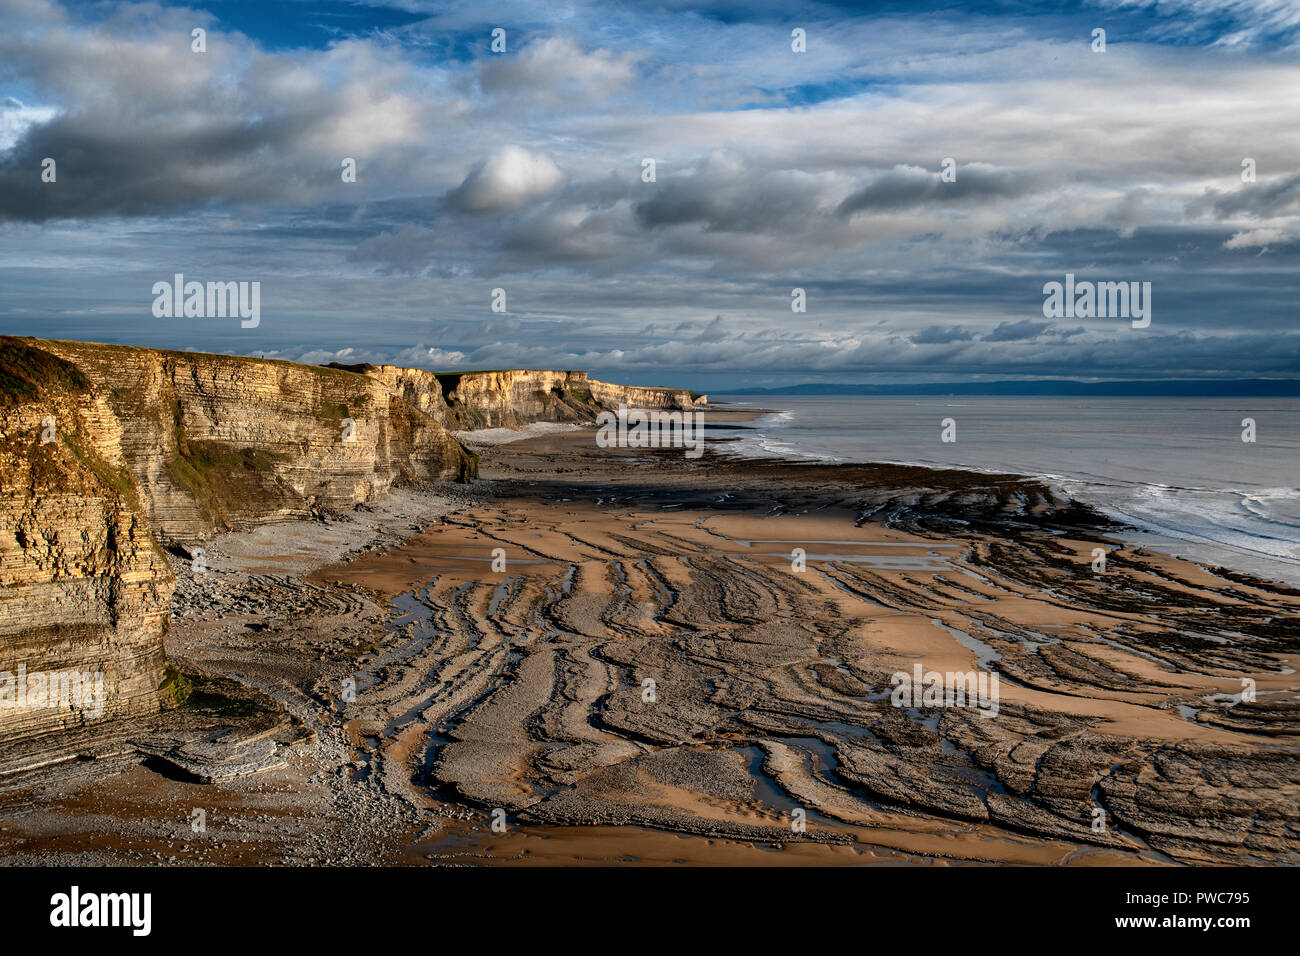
[326,365,705,430]
[431,369,704,429]
[587,377,706,414]
[0,341,171,745]
[0,338,703,749]
[0,337,472,748]
[39,340,474,545]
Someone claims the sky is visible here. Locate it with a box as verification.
[1,0,1298,391]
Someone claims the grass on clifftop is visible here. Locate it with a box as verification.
[0,338,145,512]
[0,337,91,406]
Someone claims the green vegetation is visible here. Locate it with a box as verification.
[60,432,140,505]
[40,339,368,382]
[182,673,271,718]
[458,444,480,482]
[0,337,91,406]
[0,341,143,510]
[150,346,364,379]
[163,397,285,526]
[165,438,281,513]
[167,437,278,490]
[318,399,351,420]
[158,665,193,708]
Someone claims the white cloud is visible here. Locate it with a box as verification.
[446,145,566,212]
[1224,227,1288,248]
[0,98,58,151]
[477,36,640,104]
[392,345,470,369]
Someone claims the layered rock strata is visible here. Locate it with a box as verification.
[330,365,704,430]
[3,339,690,748]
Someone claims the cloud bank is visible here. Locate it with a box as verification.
[1,0,1297,388]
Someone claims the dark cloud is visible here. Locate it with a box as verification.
[1189,172,1300,220]
[911,324,976,344]
[837,164,1036,217]
[983,319,1048,342]
[634,152,831,234]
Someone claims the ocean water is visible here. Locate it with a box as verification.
[718,396,1300,588]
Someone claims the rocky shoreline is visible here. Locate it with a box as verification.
[1,423,1297,866]
[0,337,707,752]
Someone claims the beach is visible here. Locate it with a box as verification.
[1,409,1296,866]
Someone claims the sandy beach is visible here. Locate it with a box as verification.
[1,410,1296,866]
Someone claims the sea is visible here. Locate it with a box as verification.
[716,396,1300,588]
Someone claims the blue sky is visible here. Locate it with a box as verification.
[2,0,1299,390]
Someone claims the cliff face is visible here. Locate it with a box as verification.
[0,338,473,748]
[431,369,602,429]
[429,369,704,429]
[587,377,706,413]
[39,341,473,545]
[326,365,705,430]
[0,341,171,745]
[346,364,447,421]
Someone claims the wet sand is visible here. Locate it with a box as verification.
[2,412,1297,866]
